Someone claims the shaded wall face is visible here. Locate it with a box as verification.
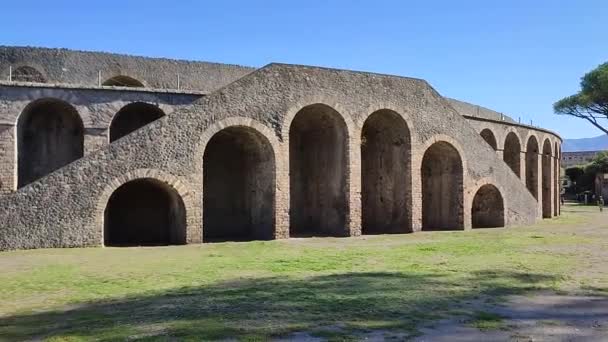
[480,130,498,150]
[422,143,463,230]
[542,145,552,218]
[361,111,411,234]
[203,128,275,241]
[526,139,539,199]
[110,104,165,142]
[472,185,504,228]
[289,105,347,236]
[13,66,46,83]
[554,155,559,216]
[104,179,186,246]
[18,102,83,187]
[503,134,521,177]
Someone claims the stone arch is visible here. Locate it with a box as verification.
[103,75,145,87]
[203,126,275,241]
[96,169,196,244]
[194,117,284,239]
[480,128,498,150]
[554,141,560,216]
[421,141,464,230]
[503,132,521,178]
[289,103,349,237]
[557,143,561,215]
[103,177,186,246]
[12,66,46,83]
[471,184,505,228]
[109,102,165,142]
[525,135,539,199]
[361,109,411,234]
[16,98,84,188]
[542,139,553,218]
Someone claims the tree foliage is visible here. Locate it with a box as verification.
[565,166,584,183]
[554,62,608,134]
[565,152,608,193]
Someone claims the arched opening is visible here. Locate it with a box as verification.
[525,136,539,199]
[421,141,464,230]
[554,142,559,216]
[472,184,505,228]
[557,145,561,215]
[203,126,275,241]
[17,98,83,188]
[503,132,521,177]
[289,104,348,237]
[361,109,411,234]
[104,178,186,246]
[12,66,46,83]
[109,102,165,142]
[102,75,144,87]
[480,129,498,150]
[542,139,553,218]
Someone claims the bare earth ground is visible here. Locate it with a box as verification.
[415,205,608,342]
[1,203,607,341]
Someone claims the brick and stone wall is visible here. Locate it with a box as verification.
[0,63,556,250]
[0,46,253,92]
[463,116,561,218]
[0,83,202,194]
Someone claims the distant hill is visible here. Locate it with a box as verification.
[562,134,608,152]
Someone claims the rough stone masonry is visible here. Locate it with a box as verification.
[0,46,562,250]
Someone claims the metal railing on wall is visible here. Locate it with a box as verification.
[469,104,539,128]
[6,66,186,90]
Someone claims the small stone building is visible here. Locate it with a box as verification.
[0,46,562,250]
[595,173,608,201]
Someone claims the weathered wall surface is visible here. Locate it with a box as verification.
[0,64,542,250]
[448,98,517,123]
[0,46,254,92]
[464,116,561,218]
[0,84,201,195]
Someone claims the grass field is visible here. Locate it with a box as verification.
[1,204,606,340]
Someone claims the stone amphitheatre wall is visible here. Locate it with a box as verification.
[0,83,202,195]
[0,46,254,92]
[464,116,562,217]
[0,63,552,250]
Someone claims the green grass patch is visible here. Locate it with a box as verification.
[468,311,507,331]
[0,204,604,340]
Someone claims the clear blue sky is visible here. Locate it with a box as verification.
[3,0,607,138]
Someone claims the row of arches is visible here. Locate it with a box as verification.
[10,65,145,88]
[15,99,165,187]
[103,105,506,246]
[478,128,560,218]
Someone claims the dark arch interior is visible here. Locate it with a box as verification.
[421,142,464,230]
[109,103,165,142]
[361,110,411,234]
[103,75,144,87]
[17,99,83,188]
[104,178,186,246]
[542,140,552,218]
[472,184,505,228]
[203,126,275,241]
[526,137,539,199]
[554,142,559,216]
[480,129,498,150]
[503,133,521,178]
[13,66,46,83]
[290,104,348,237]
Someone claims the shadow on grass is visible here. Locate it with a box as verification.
[0,271,558,340]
